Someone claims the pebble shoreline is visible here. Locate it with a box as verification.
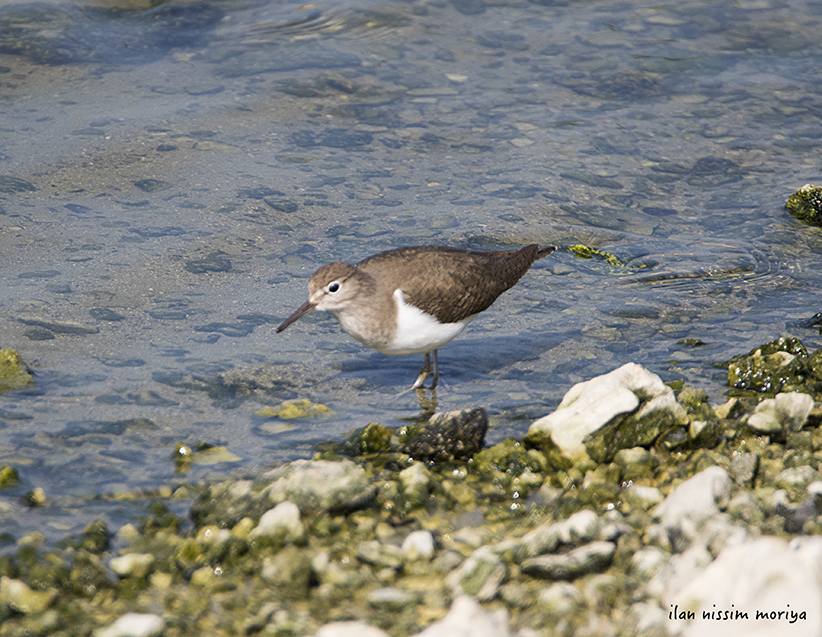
[1,337,822,636]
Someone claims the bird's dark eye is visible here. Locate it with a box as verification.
[328,282,340,293]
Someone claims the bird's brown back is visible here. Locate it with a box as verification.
[357,244,554,324]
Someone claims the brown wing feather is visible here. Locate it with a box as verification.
[357,245,553,324]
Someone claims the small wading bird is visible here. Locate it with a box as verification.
[277,244,557,390]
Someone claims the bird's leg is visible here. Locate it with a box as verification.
[410,352,432,390]
[430,349,439,389]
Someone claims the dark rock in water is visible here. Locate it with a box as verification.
[184,252,232,274]
[134,178,171,192]
[90,308,125,321]
[401,407,488,462]
[0,176,36,193]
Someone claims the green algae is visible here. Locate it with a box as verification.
[0,349,34,392]
[786,183,822,226]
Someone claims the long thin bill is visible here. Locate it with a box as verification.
[276,300,316,332]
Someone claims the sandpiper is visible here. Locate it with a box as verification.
[277,244,557,389]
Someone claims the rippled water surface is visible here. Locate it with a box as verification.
[2,0,822,541]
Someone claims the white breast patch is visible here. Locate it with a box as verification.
[384,289,475,355]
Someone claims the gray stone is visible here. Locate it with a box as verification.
[315,622,390,637]
[109,553,155,579]
[94,613,165,637]
[653,466,732,551]
[774,465,818,489]
[730,452,759,486]
[263,459,375,512]
[666,537,822,637]
[537,581,585,618]
[401,530,435,560]
[521,541,616,580]
[398,462,433,508]
[414,595,510,637]
[366,587,422,611]
[747,392,814,438]
[250,500,306,544]
[515,509,600,560]
[356,540,405,569]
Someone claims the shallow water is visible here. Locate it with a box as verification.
[1,0,822,541]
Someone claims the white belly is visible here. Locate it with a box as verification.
[382,289,475,355]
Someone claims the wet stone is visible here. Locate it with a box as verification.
[400,407,488,462]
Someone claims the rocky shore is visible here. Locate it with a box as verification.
[1,336,822,636]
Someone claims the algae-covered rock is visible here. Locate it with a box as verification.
[0,349,34,392]
[260,545,312,600]
[255,398,332,419]
[339,422,395,456]
[400,408,488,462]
[0,576,57,614]
[0,465,20,489]
[726,336,809,393]
[528,363,687,463]
[786,183,822,226]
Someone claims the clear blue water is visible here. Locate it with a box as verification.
[1,0,821,541]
